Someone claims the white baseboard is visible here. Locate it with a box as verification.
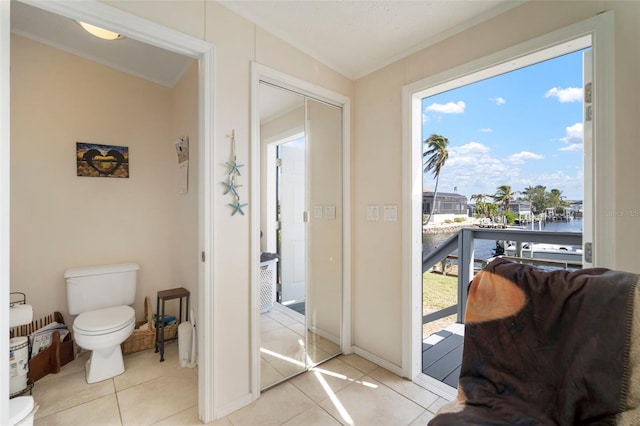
[413,373,457,400]
[351,346,404,377]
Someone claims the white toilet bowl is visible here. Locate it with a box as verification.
[73,305,136,383]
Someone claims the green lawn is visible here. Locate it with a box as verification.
[422,271,459,337]
[423,272,458,313]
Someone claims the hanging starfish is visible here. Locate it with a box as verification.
[225,158,244,177]
[221,181,242,198]
[229,201,248,216]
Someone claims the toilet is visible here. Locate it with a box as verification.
[65,263,139,383]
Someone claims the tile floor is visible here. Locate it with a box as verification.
[260,303,340,389]
[31,342,449,425]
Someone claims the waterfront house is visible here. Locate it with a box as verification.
[510,201,533,222]
[422,190,469,224]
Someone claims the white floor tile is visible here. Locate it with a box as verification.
[281,405,341,426]
[227,381,315,426]
[33,369,115,419]
[368,366,440,409]
[28,342,444,426]
[117,369,198,426]
[34,393,121,426]
[318,375,425,426]
[290,358,365,403]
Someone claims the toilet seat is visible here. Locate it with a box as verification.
[74,306,135,336]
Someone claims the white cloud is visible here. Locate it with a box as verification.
[425,142,517,195]
[425,101,466,114]
[561,122,583,143]
[559,143,583,152]
[545,87,583,103]
[507,151,544,164]
[422,113,430,124]
[489,97,506,105]
[532,170,583,197]
[508,151,544,164]
[479,128,493,133]
[425,141,583,200]
[454,141,490,155]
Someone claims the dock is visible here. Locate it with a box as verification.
[422,323,464,388]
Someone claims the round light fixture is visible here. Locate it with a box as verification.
[77,21,123,41]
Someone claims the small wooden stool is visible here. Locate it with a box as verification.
[155,287,190,362]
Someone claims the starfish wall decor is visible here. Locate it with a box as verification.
[222,130,248,216]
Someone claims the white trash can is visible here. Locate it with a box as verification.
[178,321,192,367]
[9,336,29,396]
[9,396,37,426]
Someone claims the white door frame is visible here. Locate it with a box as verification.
[250,63,352,398]
[0,1,217,423]
[402,12,614,387]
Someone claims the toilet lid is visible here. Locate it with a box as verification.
[74,305,135,335]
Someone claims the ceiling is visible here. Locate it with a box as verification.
[10,0,523,88]
[10,1,195,88]
[219,0,523,79]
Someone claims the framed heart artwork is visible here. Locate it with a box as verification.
[76,142,129,178]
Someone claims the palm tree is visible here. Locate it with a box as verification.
[423,134,449,226]
[519,186,535,203]
[486,202,499,219]
[493,184,515,211]
[470,193,486,217]
[548,188,566,207]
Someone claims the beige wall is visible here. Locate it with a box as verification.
[10,35,198,326]
[352,0,640,367]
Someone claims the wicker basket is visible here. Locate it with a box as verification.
[121,296,178,355]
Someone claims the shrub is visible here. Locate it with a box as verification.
[502,210,518,225]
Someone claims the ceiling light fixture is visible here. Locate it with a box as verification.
[77,21,123,41]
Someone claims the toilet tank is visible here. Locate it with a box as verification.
[65,263,139,315]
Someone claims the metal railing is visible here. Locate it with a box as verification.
[422,228,583,325]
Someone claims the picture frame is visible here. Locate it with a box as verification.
[76,142,129,178]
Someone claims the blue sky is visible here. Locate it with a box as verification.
[422,49,588,202]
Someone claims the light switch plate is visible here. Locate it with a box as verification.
[314,205,323,219]
[366,205,379,221]
[325,205,336,220]
[383,205,397,221]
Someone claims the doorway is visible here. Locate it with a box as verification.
[278,136,307,306]
[402,12,614,396]
[1,1,216,423]
[420,43,589,392]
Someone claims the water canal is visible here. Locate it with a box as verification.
[423,218,583,262]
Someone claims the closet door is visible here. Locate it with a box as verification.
[258,82,343,391]
[258,83,308,389]
[305,98,342,364]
